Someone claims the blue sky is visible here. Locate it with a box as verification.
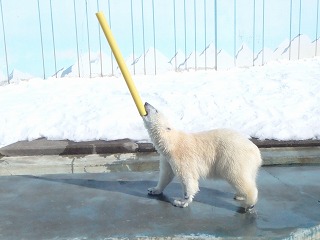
[0,0,319,78]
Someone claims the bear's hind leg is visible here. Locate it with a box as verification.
[148,158,174,195]
[243,183,258,208]
[229,177,258,211]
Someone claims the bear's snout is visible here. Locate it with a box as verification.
[144,102,151,109]
[144,102,149,116]
[143,102,158,116]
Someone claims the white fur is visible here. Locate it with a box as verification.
[143,103,262,210]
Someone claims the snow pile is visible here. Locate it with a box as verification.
[0,69,35,86]
[0,57,319,147]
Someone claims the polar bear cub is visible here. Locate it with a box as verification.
[142,102,262,211]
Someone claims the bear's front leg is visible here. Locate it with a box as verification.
[173,178,199,208]
[148,158,174,195]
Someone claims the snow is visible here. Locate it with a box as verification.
[0,69,35,86]
[0,57,320,148]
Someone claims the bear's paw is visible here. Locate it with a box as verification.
[173,198,190,208]
[234,194,246,201]
[147,187,163,195]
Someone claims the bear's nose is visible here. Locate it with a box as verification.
[144,102,149,116]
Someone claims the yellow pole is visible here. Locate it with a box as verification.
[96,11,147,116]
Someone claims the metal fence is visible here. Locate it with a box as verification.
[0,0,319,83]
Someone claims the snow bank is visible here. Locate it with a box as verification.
[0,57,319,147]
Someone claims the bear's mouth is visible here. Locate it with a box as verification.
[144,102,149,116]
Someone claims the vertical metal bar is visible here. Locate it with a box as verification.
[130,0,135,74]
[298,0,302,59]
[253,0,256,66]
[85,0,92,78]
[234,0,236,66]
[152,0,156,75]
[141,0,146,75]
[194,0,197,70]
[37,0,46,79]
[214,0,218,70]
[73,0,80,77]
[204,0,207,70]
[49,0,57,77]
[173,0,177,71]
[97,0,103,77]
[289,0,293,60]
[0,0,9,83]
[108,0,114,76]
[316,0,319,56]
[184,0,187,70]
[262,0,265,65]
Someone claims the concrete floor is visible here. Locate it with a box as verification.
[0,166,319,239]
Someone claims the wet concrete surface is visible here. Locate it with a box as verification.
[0,166,319,239]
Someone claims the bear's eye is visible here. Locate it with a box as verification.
[166,127,171,131]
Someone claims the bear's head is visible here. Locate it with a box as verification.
[142,102,171,131]
[142,102,173,152]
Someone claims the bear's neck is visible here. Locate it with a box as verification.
[148,126,173,155]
